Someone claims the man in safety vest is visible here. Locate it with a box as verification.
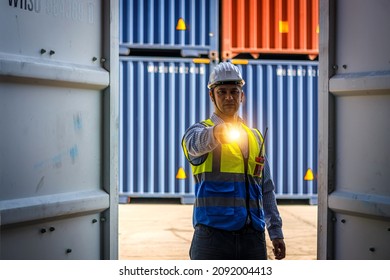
[182,61,286,260]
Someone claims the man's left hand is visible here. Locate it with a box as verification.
[272,238,286,260]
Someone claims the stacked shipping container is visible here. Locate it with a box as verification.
[119,0,219,58]
[119,0,319,204]
[221,0,319,60]
[120,57,212,202]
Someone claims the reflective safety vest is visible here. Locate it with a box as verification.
[182,118,266,231]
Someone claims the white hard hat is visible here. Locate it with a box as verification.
[207,62,245,89]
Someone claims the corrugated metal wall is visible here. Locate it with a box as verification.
[119,57,318,203]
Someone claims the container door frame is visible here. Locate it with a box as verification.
[318,0,336,259]
[102,0,119,260]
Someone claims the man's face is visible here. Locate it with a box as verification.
[210,84,244,117]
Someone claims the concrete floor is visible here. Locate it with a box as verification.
[119,202,318,260]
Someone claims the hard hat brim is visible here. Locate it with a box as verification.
[207,80,245,89]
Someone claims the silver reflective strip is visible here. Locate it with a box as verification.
[195,197,261,209]
[252,129,264,154]
[194,172,247,183]
[249,199,259,209]
[195,197,246,208]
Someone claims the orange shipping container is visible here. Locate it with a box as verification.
[221,0,319,60]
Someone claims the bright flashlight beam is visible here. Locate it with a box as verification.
[228,128,240,141]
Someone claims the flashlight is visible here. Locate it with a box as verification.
[228,127,240,141]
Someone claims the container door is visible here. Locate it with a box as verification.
[318,0,390,259]
[0,0,118,259]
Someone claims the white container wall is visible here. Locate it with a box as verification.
[0,1,119,259]
[318,0,390,259]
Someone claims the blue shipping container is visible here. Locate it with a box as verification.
[119,0,219,58]
[120,57,318,204]
[237,60,318,203]
[119,57,212,203]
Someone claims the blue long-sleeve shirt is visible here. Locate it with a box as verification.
[183,113,284,240]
